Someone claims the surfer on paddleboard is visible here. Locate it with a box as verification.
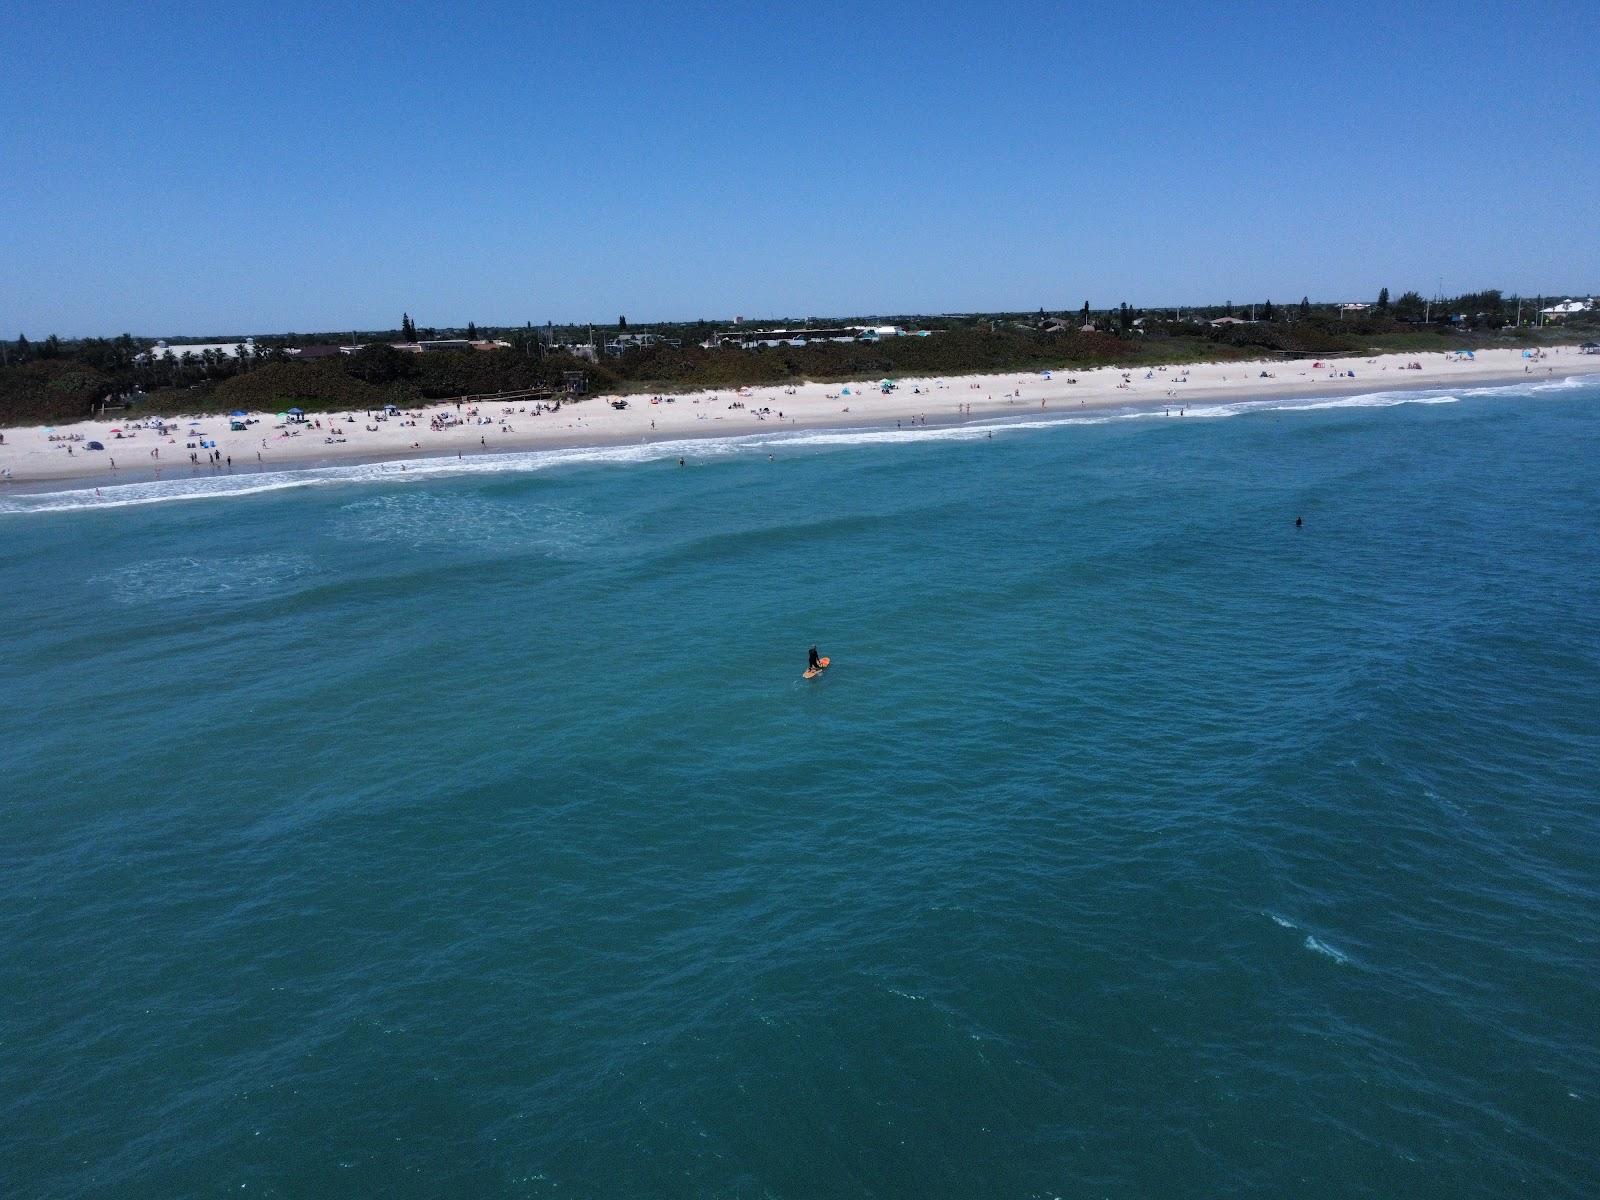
[808,645,823,673]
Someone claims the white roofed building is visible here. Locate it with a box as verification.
[137,338,257,362]
[1539,299,1593,320]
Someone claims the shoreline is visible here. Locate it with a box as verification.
[3,347,1596,493]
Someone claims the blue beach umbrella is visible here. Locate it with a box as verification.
[288,407,305,415]
[230,410,247,417]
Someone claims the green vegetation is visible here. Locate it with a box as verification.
[2,292,1594,425]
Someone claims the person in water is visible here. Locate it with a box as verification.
[808,645,823,672]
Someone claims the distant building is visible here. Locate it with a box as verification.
[1209,316,1251,326]
[1540,299,1593,321]
[710,325,924,349]
[604,332,682,356]
[711,327,856,349]
[387,339,476,353]
[136,338,256,362]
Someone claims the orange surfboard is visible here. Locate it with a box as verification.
[803,656,831,679]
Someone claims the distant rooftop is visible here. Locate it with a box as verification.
[137,338,255,361]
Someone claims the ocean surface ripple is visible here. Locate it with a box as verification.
[3,382,1598,1198]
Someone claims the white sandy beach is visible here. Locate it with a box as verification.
[3,346,1595,487]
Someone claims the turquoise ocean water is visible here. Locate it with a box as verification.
[4,379,1598,1198]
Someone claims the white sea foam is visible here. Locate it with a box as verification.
[1265,392,1461,412]
[0,441,729,515]
[334,493,608,556]
[1457,373,1593,400]
[1269,912,1297,929]
[1531,373,1591,392]
[1303,935,1351,965]
[760,415,1066,447]
[91,552,318,604]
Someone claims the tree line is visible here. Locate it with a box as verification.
[2,292,1590,425]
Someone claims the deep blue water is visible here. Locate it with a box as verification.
[4,381,1599,1198]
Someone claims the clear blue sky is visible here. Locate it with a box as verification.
[3,0,1597,337]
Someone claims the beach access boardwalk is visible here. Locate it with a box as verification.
[430,386,557,405]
